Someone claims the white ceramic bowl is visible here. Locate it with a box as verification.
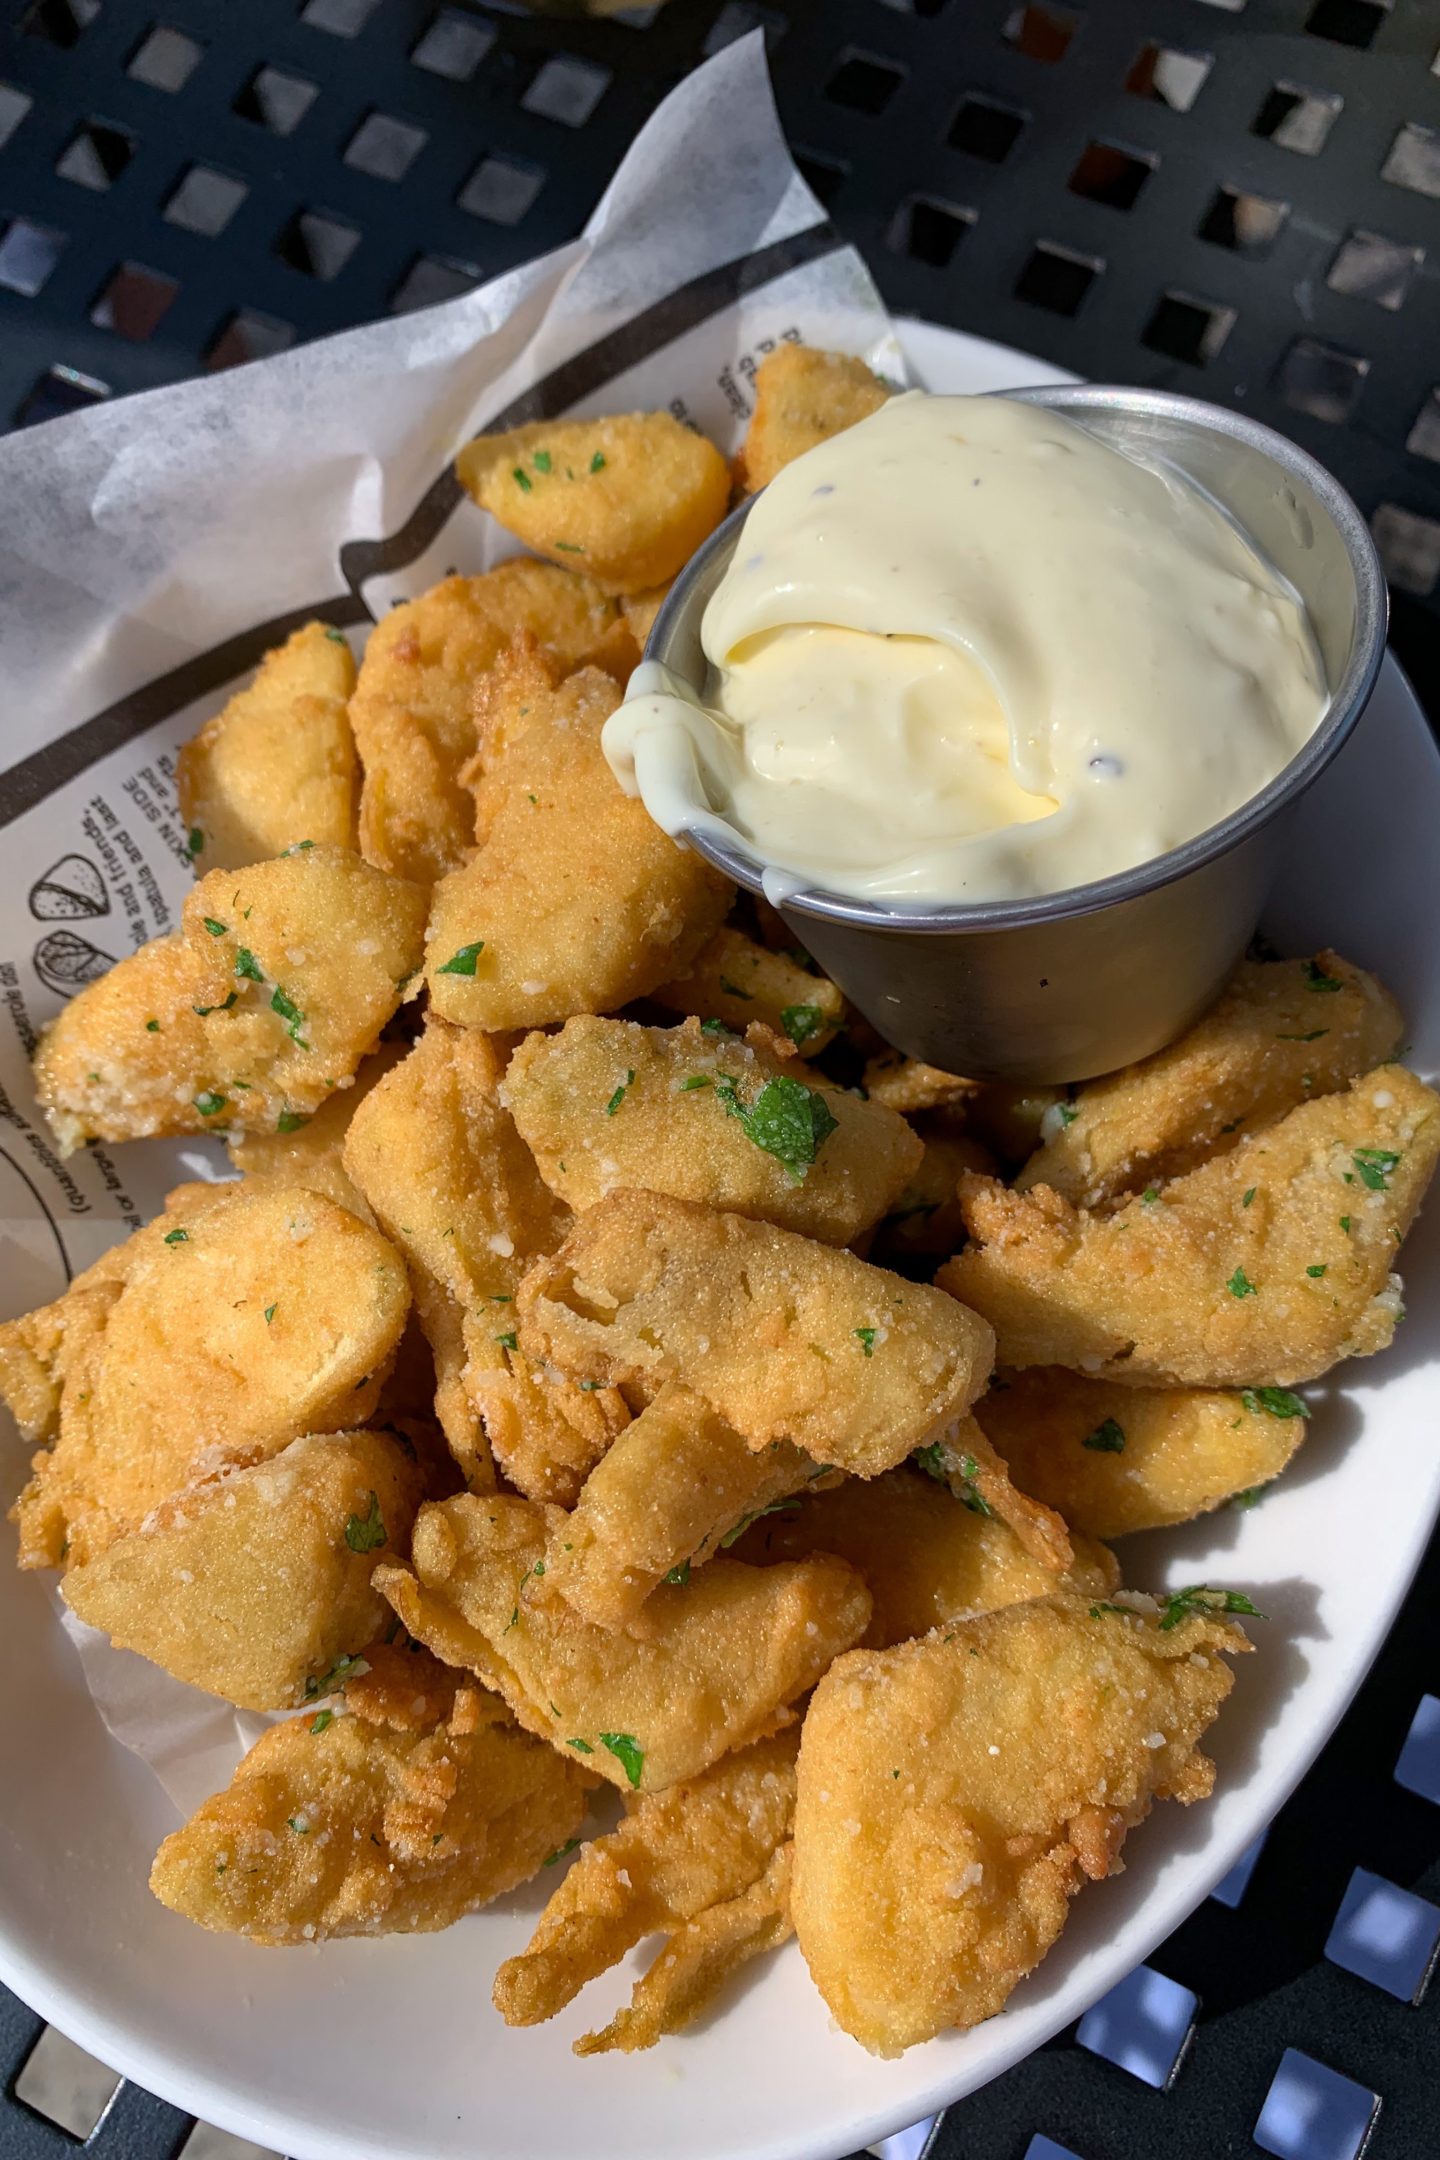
[2,321,1437,2160]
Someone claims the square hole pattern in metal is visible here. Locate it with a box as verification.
[2,6,1440,2160]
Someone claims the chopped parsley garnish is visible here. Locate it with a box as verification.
[1307,1263,1327,1278]
[311,1709,334,1734]
[600,1731,644,1788]
[1158,1584,1264,1630]
[664,1560,692,1586]
[912,1442,947,1483]
[264,1303,278,1324]
[1277,1029,1327,1042]
[344,1491,387,1553]
[854,1326,878,1357]
[605,1069,636,1116]
[287,1814,310,1835]
[324,628,347,644]
[700,1016,728,1034]
[589,451,606,473]
[1141,1186,1160,1204]
[718,975,753,998]
[957,1452,994,1517]
[715,1073,838,1183]
[1227,1267,1257,1298]
[1241,1386,1309,1420]
[1304,960,1344,993]
[719,1497,801,1548]
[234,947,264,982]
[194,1090,227,1117]
[1089,1602,1129,1618]
[567,1737,595,1753]
[1082,1417,1125,1453]
[163,1228,189,1246]
[495,1331,518,1351]
[554,540,584,554]
[193,992,237,1017]
[1340,1214,1352,1233]
[1352,1147,1401,1192]
[270,985,307,1042]
[532,449,552,474]
[186,826,204,859]
[202,917,228,937]
[780,1002,824,1046]
[512,466,532,492]
[1243,1187,1257,1208]
[276,1110,309,1133]
[304,1652,369,1700]
[1231,1487,1265,1511]
[679,1074,712,1092]
[146,1018,161,1032]
[437,941,485,977]
[1055,1104,1078,1127]
[543,1837,581,1867]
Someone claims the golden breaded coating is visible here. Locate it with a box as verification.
[8,1183,409,1569]
[62,1430,425,1710]
[178,623,357,873]
[456,415,729,595]
[733,1466,1117,1647]
[651,928,844,1054]
[465,1344,630,1509]
[149,1662,592,1943]
[941,1066,1440,1387]
[228,1040,405,1220]
[576,1843,793,2056]
[0,1241,131,1448]
[792,1593,1249,2053]
[735,346,890,494]
[620,583,670,650]
[349,562,621,885]
[872,1122,997,1264]
[342,1019,571,1484]
[494,1728,798,2029]
[976,1369,1307,1536]
[374,1492,870,1793]
[545,1384,836,1629]
[503,1016,921,1245]
[517,1190,995,1478]
[862,1053,978,1116]
[425,644,731,1030]
[1018,952,1403,1206]
[33,844,427,1155]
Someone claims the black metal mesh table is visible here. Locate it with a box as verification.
[1,2,1438,2156]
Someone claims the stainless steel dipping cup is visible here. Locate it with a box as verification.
[644,385,1387,1085]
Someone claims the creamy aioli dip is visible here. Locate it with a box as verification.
[603,392,1328,906]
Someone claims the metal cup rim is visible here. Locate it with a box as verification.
[644,382,1388,935]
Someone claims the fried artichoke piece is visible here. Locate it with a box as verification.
[545,1383,835,1629]
[503,1015,921,1246]
[149,1651,593,1943]
[349,561,621,885]
[62,1429,425,1710]
[465,1344,630,1509]
[228,1040,405,1220]
[457,414,729,595]
[33,843,427,1154]
[733,1465,1117,1646]
[425,642,731,1030]
[735,346,891,493]
[976,1369,1308,1537]
[342,1019,571,1484]
[792,1592,1249,2054]
[650,928,844,1055]
[374,1492,870,1793]
[576,1843,793,2056]
[1017,952,1403,1206]
[872,1123,998,1264]
[940,1066,1440,1387]
[517,1190,994,1479]
[178,622,357,873]
[494,1727,798,2030]
[862,1053,978,1116]
[8,1182,410,1569]
[917,1416,1074,1573]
